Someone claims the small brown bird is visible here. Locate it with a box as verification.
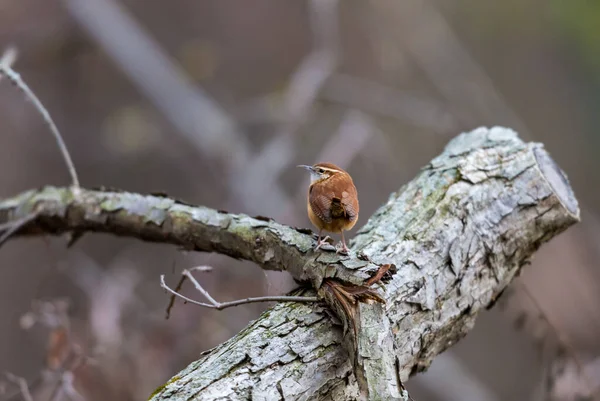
[298,162,359,254]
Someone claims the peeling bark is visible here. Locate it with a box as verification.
[0,188,379,289]
[0,127,580,400]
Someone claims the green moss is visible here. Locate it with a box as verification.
[435,201,451,219]
[170,211,192,225]
[0,189,35,210]
[229,222,256,242]
[147,375,181,400]
[57,188,75,205]
[100,198,124,212]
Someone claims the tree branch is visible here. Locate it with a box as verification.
[160,271,319,310]
[0,187,379,289]
[0,127,580,400]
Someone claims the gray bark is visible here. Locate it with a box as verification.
[0,127,580,400]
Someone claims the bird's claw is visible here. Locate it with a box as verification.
[336,242,350,255]
[314,236,332,250]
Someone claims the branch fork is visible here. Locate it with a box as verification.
[160,267,319,314]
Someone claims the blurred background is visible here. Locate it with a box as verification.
[0,0,599,400]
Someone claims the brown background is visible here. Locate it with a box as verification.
[0,1,599,400]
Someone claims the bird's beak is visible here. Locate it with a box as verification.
[297,165,313,172]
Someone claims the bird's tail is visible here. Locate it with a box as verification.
[330,197,346,218]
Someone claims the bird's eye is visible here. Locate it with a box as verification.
[318,168,325,174]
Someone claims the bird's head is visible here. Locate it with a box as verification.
[297,162,345,184]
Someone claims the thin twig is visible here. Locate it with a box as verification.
[4,373,33,401]
[164,274,186,320]
[181,269,220,305]
[0,213,38,247]
[160,273,318,311]
[0,48,17,82]
[164,266,213,319]
[0,51,80,188]
[188,265,214,273]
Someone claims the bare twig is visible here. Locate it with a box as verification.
[0,213,38,247]
[188,265,214,273]
[163,265,213,319]
[0,48,17,81]
[0,50,79,188]
[4,373,33,401]
[164,274,186,320]
[160,272,318,311]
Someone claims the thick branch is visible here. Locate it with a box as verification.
[148,127,578,400]
[0,127,580,400]
[0,186,378,288]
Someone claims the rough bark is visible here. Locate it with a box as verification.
[0,187,379,289]
[0,127,580,400]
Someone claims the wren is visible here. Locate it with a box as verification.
[298,163,359,254]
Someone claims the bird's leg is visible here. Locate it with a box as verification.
[315,230,331,250]
[337,230,350,255]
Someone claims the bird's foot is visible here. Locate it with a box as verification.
[336,242,350,255]
[315,236,332,250]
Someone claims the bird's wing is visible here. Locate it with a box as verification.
[340,189,358,221]
[309,184,333,223]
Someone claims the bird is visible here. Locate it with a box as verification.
[298,162,359,254]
